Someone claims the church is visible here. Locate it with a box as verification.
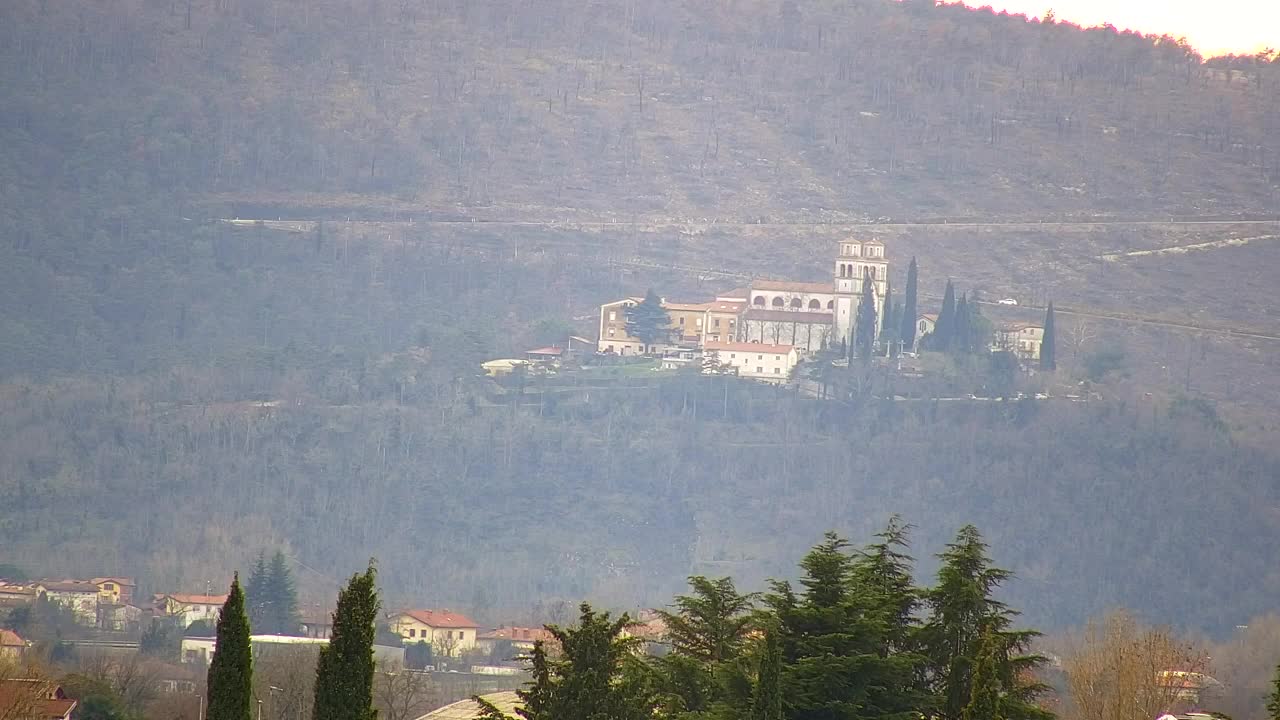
[596,238,890,359]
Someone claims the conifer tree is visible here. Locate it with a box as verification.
[954,294,970,356]
[265,551,300,635]
[855,271,878,362]
[658,576,756,665]
[882,277,895,355]
[934,280,957,350]
[750,629,782,720]
[900,258,919,352]
[962,628,1004,720]
[1265,662,1280,720]
[523,604,652,720]
[246,553,269,633]
[625,289,671,352]
[921,526,1050,720]
[1040,302,1057,372]
[313,562,380,720]
[515,640,554,720]
[207,575,252,720]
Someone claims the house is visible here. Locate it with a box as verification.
[34,582,100,626]
[663,302,713,345]
[179,634,404,666]
[0,680,77,720]
[387,610,479,657]
[0,583,35,607]
[91,578,136,606]
[702,342,799,383]
[701,300,745,344]
[96,603,142,632]
[0,630,28,660]
[481,359,529,377]
[596,297,651,356]
[992,322,1045,362]
[475,626,554,656]
[915,314,937,347]
[524,347,566,364]
[155,594,227,629]
[299,607,334,639]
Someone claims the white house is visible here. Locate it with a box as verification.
[703,342,799,383]
[155,594,227,629]
[387,609,480,657]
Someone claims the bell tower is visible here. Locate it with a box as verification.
[833,240,862,345]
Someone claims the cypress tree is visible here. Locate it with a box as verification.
[935,280,956,350]
[207,575,252,720]
[954,294,970,356]
[900,258,919,352]
[313,562,380,720]
[1040,302,1057,372]
[750,629,782,720]
[265,551,300,635]
[882,277,895,355]
[855,270,878,362]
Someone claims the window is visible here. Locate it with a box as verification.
[774,368,781,374]
[756,366,763,374]
[714,318,720,327]
[607,344,614,351]
[678,317,685,325]
[408,629,416,638]
[753,296,766,306]
[609,311,617,321]
[447,631,454,639]
[758,355,763,360]
[790,297,803,308]
[696,318,702,327]
[730,353,736,359]
[771,297,784,307]
[920,321,927,332]
[808,299,821,309]
[827,300,834,309]
[729,319,735,326]
[607,328,615,337]
[104,584,114,590]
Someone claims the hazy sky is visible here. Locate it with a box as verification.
[973,0,1279,56]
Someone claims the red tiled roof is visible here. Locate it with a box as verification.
[706,301,746,313]
[0,681,78,720]
[0,629,26,647]
[36,582,98,594]
[743,308,833,324]
[90,577,136,587]
[704,341,795,354]
[526,347,565,356]
[162,594,228,606]
[396,609,479,629]
[750,280,834,294]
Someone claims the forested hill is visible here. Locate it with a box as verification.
[2,0,1280,637]
[2,0,1278,226]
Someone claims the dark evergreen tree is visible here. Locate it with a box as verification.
[962,628,1004,720]
[750,629,782,720]
[518,604,653,720]
[852,516,921,657]
[920,526,1051,720]
[515,641,554,720]
[934,280,957,350]
[954,294,970,356]
[1040,303,1057,372]
[882,277,895,356]
[246,553,269,633]
[855,271,878,362]
[313,562,380,720]
[625,289,671,351]
[265,551,300,635]
[900,258,919,352]
[207,576,252,720]
[658,576,756,665]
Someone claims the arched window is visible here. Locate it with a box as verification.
[753,295,766,307]
[771,296,784,308]
[808,299,821,310]
[827,300,835,309]
[790,297,803,308]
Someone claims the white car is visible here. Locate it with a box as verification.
[997,298,1018,306]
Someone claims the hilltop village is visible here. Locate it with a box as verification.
[589,239,1051,385]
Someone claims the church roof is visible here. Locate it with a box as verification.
[750,280,834,294]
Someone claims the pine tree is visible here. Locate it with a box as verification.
[207,575,252,720]
[934,280,957,351]
[246,553,269,633]
[921,526,1050,720]
[1266,662,1280,720]
[515,641,554,720]
[657,576,756,665]
[1040,302,1057,372]
[855,270,878,362]
[750,629,782,720]
[625,289,671,351]
[313,562,380,720]
[852,516,920,656]
[962,628,1004,720]
[523,604,652,720]
[265,551,300,635]
[900,258,919,352]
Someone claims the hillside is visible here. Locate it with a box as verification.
[2,0,1280,636]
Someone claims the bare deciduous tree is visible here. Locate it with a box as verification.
[374,662,437,720]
